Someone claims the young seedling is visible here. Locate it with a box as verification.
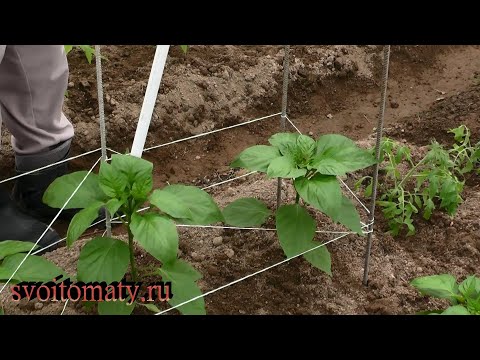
[64,45,96,64]
[411,273,480,315]
[448,125,480,175]
[43,154,224,315]
[226,132,376,275]
[358,125,479,236]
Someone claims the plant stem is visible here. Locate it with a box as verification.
[452,146,470,165]
[306,169,317,179]
[384,152,398,187]
[126,216,138,282]
[295,192,300,204]
[398,156,428,188]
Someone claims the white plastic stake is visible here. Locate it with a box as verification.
[130,45,170,158]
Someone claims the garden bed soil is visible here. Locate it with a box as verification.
[1,45,479,315]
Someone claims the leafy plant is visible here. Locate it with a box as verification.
[0,240,67,315]
[227,132,376,275]
[448,125,480,175]
[64,45,95,64]
[358,125,479,236]
[43,154,224,315]
[0,240,67,284]
[411,274,480,315]
[180,45,188,54]
[0,239,69,315]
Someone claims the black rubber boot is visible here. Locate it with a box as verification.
[12,139,106,226]
[0,186,60,253]
[12,139,75,222]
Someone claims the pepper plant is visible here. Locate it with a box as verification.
[0,240,69,315]
[42,154,224,315]
[0,241,67,284]
[225,132,376,275]
[411,273,480,315]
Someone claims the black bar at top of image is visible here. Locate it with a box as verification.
[0,8,479,44]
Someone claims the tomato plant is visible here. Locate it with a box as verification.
[357,125,479,236]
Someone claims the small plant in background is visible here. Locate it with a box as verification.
[448,125,480,175]
[42,154,224,315]
[64,45,96,64]
[357,125,479,236]
[226,132,376,275]
[411,273,480,315]
[64,45,188,65]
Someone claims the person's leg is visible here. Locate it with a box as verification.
[0,45,75,220]
[0,45,5,66]
[0,45,74,154]
[0,45,60,249]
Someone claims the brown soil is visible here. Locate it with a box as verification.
[1,45,479,315]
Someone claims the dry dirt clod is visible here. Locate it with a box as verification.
[191,252,205,261]
[464,244,478,256]
[213,236,223,246]
[390,101,399,109]
[364,298,397,315]
[35,302,44,310]
[446,227,456,237]
[205,264,220,276]
[326,113,333,119]
[225,248,235,258]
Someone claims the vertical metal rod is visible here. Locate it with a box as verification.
[363,45,391,285]
[95,45,112,237]
[276,45,290,208]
